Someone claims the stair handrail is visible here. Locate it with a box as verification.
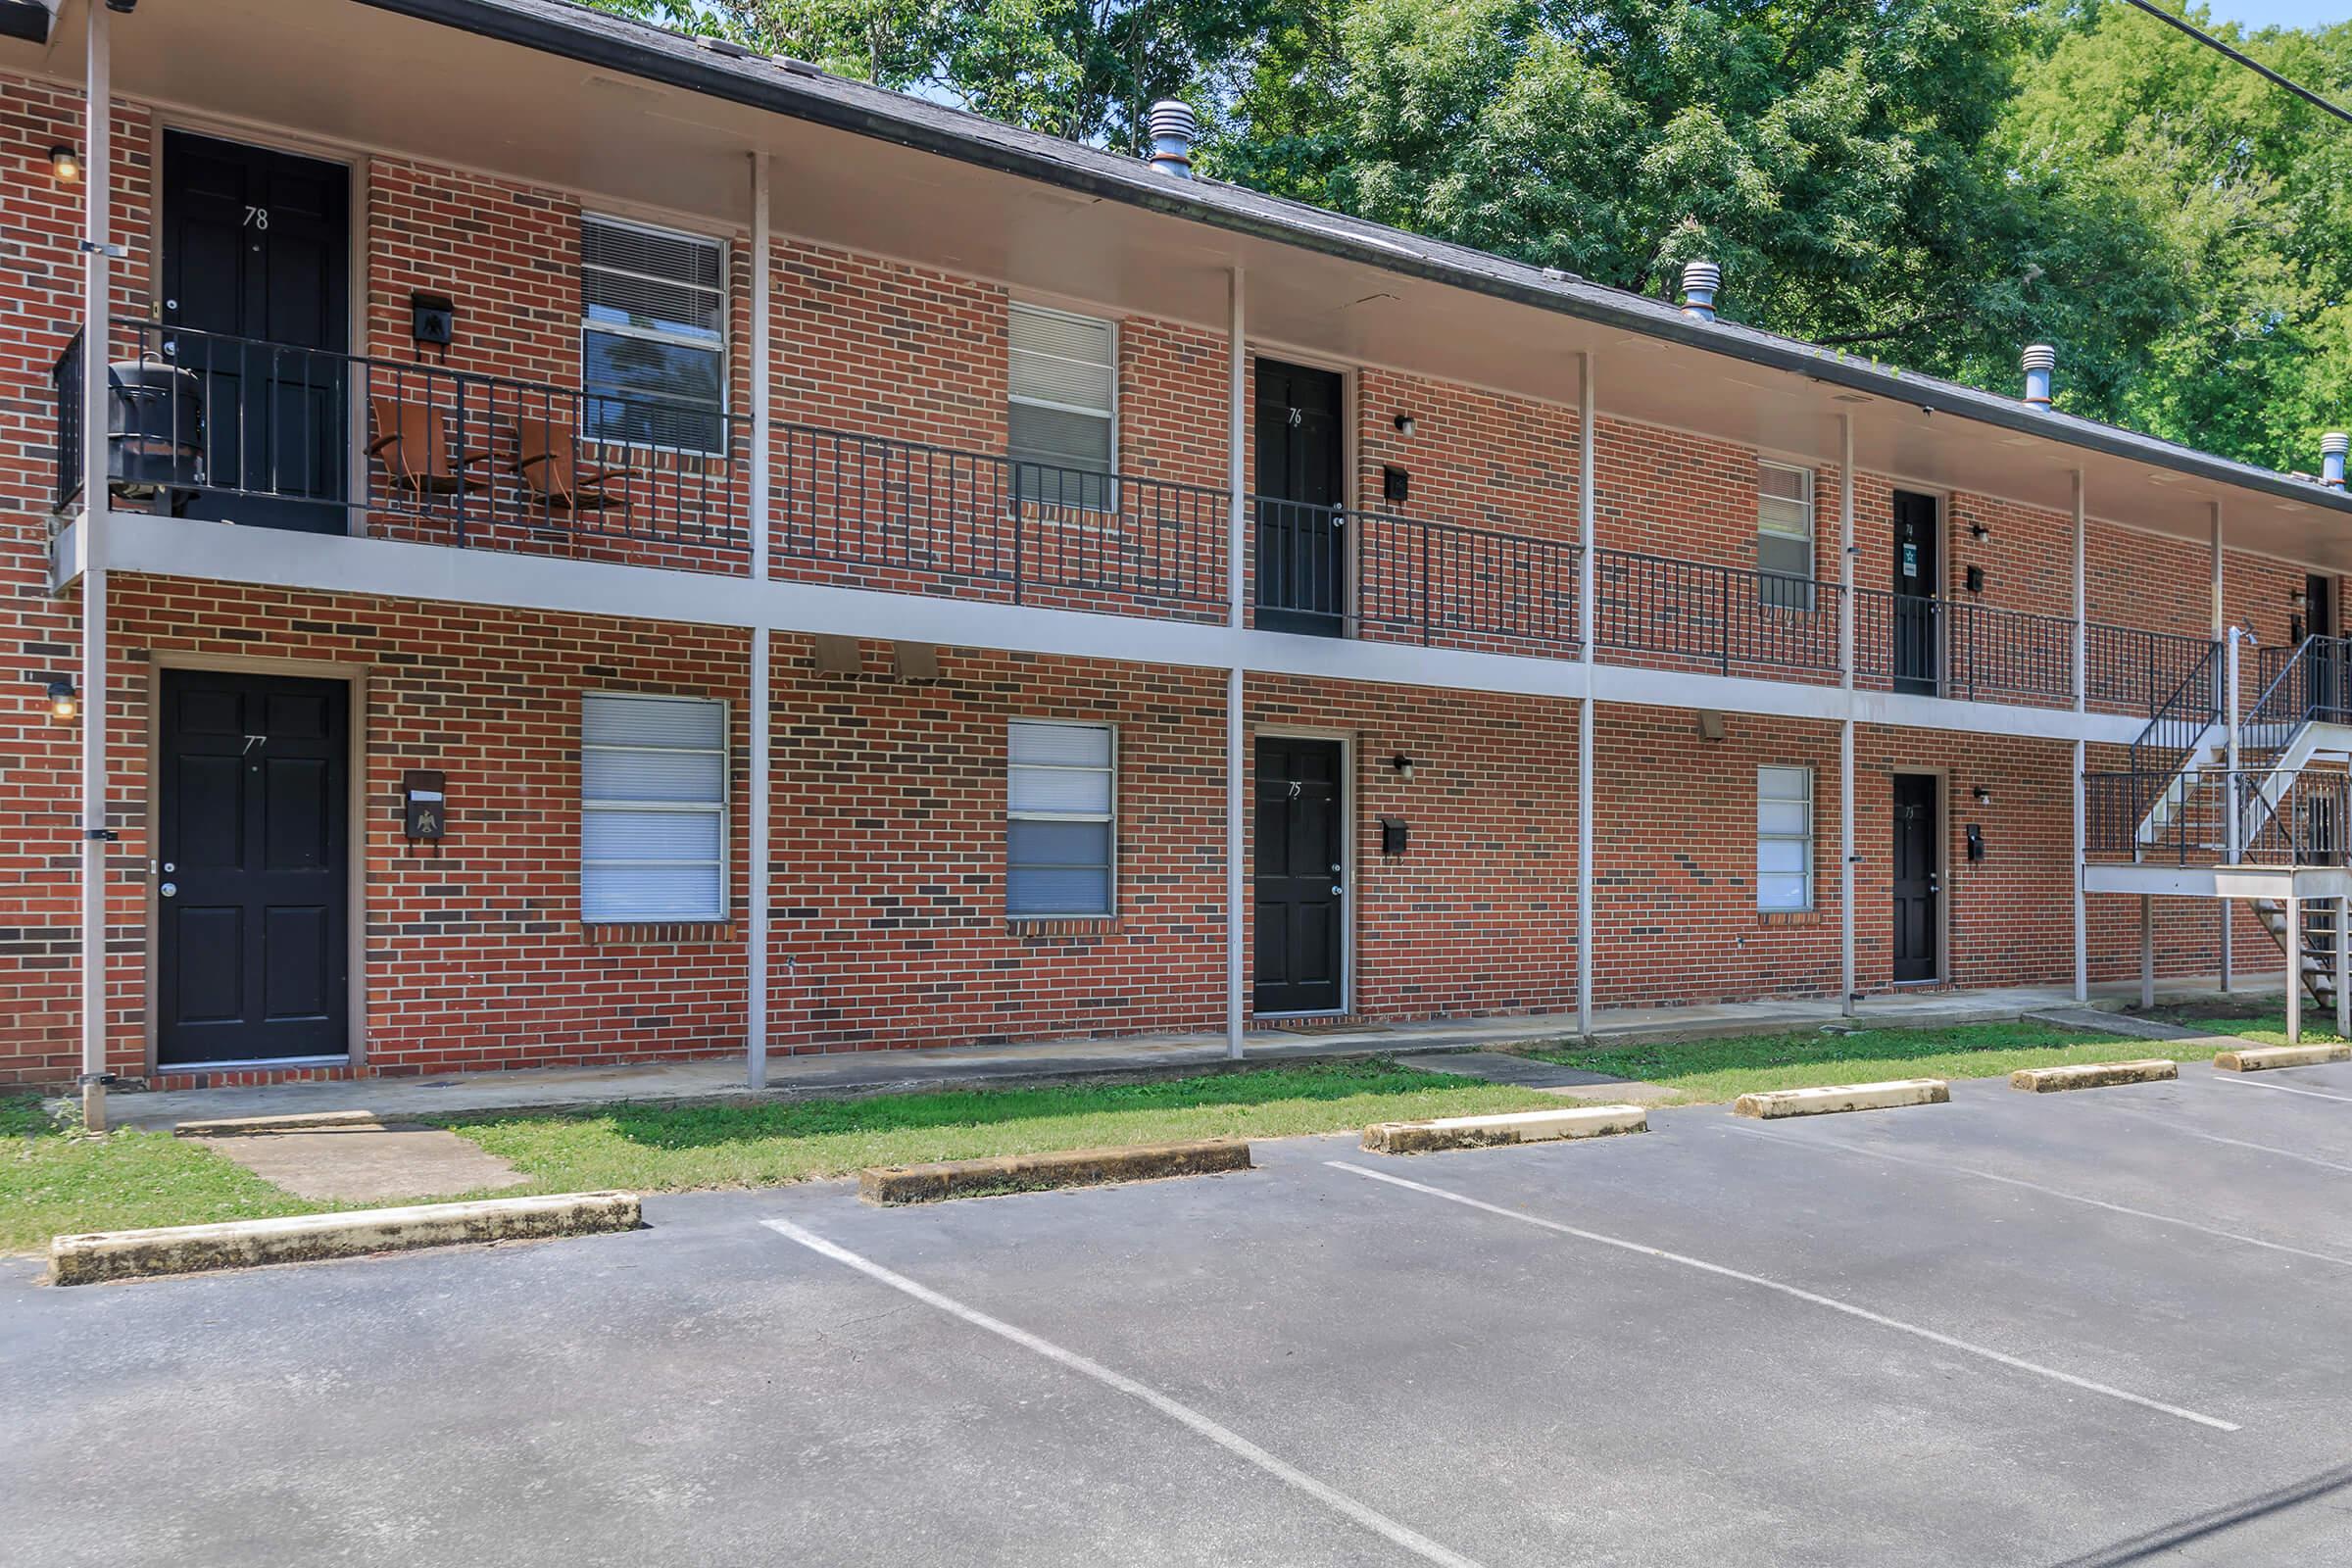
[2245,633,2352,734]
[2126,638,2221,780]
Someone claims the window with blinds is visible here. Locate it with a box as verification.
[1756,765,1814,912]
[1007,303,1115,511]
[581,693,728,923]
[1757,462,1816,612]
[580,215,727,453]
[1006,720,1116,916]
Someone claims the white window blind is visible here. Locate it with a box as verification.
[580,214,727,452]
[1756,765,1814,912]
[1006,720,1115,916]
[1757,462,1816,611]
[582,693,727,923]
[1008,303,1114,509]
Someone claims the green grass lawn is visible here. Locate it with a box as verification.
[0,1096,331,1255]
[2137,1006,2347,1049]
[437,1060,1569,1195]
[1529,1019,2229,1104]
[2,1061,1564,1250]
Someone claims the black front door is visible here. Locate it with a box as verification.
[1255,360,1347,635]
[1890,490,1939,695]
[2306,573,2342,719]
[1891,773,1939,984]
[1254,736,1345,1014]
[158,670,351,1065]
[161,130,351,534]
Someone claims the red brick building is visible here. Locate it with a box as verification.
[8,0,2349,1100]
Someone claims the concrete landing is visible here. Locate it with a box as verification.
[1396,1052,1681,1105]
[193,1125,528,1203]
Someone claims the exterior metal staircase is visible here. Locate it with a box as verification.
[2128,634,2352,1006]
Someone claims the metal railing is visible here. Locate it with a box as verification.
[2251,634,2352,730]
[2086,625,2217,716]
[1253,496,1348,632]
[1593,549,1840,673]
[774,424,1224,610]
[1852,591,2076,704]
[1354,507,1580,649]
[2126,638,2221,779]
[2089,767,2351,866]
[51,327,84,511]
[56,321,749,556]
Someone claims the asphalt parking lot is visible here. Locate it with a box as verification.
[8,1059,2352,1566]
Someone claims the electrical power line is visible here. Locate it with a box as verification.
[2114,0,2352,128]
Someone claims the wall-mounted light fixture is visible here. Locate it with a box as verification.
[1390,753,1417,780]
[1393,413,1416,437]
[44,678,79,724]
[1968,521,1989,541]
[48,145,80,183]
[2289,586,2309,606]
[1972,784,1991,805]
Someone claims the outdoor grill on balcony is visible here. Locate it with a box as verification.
[106,355,203,507]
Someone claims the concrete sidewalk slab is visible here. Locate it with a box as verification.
[194,1125,528,1202]
[99,972,2278,1133]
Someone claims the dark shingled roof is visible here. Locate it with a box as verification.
[360,0,2352,515]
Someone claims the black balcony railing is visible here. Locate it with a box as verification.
[2251,634,2352,729]
[1853,591,2076,704]
[51,327,84,511]
[55,321,749,555]
[1354,507,1581,650]
[2088,766,2351,865]
[1593,549,1840,673]
[2087,624,2214,716]
[774,423,1225,610]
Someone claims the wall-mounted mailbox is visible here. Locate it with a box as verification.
[1965,823,1984,862]
[1379,814,1409,856]
[411,292,456,347]
[1382,465,1410,506]
[403,769,447,842]
[1964,564,1985,595]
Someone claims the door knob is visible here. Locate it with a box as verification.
[160,883,176,898]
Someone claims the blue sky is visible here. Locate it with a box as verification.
[2210,0,2345,28]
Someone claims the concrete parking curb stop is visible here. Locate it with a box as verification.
[172,1110,387,1138]
[1733,1079,1949,1119]
[859,1140,1252,1204]
[1361,1104,1648,1154]
[2214,1043,2352,1072]
[48,1192,641,1286]
[2009,1059,2178,1093]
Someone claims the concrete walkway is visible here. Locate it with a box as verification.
[105,972,2283,1133]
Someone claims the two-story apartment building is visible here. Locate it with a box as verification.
[9,0,2352,1111]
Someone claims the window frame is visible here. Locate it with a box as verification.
[578,211,731,456]
[579,691,731,925]
[1755,764,1815,914]
[1005,718,1119,919]
[1006,300,1119,510]
[1756,461,1817,612]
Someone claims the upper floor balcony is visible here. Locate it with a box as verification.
[57,321,2213,722]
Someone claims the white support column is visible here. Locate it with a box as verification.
[2213,501,2231,992]
[2072,469,2087,1003]
[1838,414,1856,1016]
[1575,351,1596,1037]
[2140,894,2155,1010]
[745,151,772,1090]
[77,2,114,1133]
[1225,268,1247,1058]
[2284,894,2302,1043]
[2336,894,2347,1040]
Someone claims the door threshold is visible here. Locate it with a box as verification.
[153,1054,350,1073]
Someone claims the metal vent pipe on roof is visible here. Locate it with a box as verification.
[1147,101,1198,178]
[2023,344,2056,408]
[1680,261,1720,322]
[2323,431,2348,489]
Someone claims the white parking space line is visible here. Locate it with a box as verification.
[1722,1124,2352,1271]
[2089,1107,2352,1178]
[2208,1073,2352,1105]
[1328,1161,2241,1434]
[761,1217,1491,1568]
